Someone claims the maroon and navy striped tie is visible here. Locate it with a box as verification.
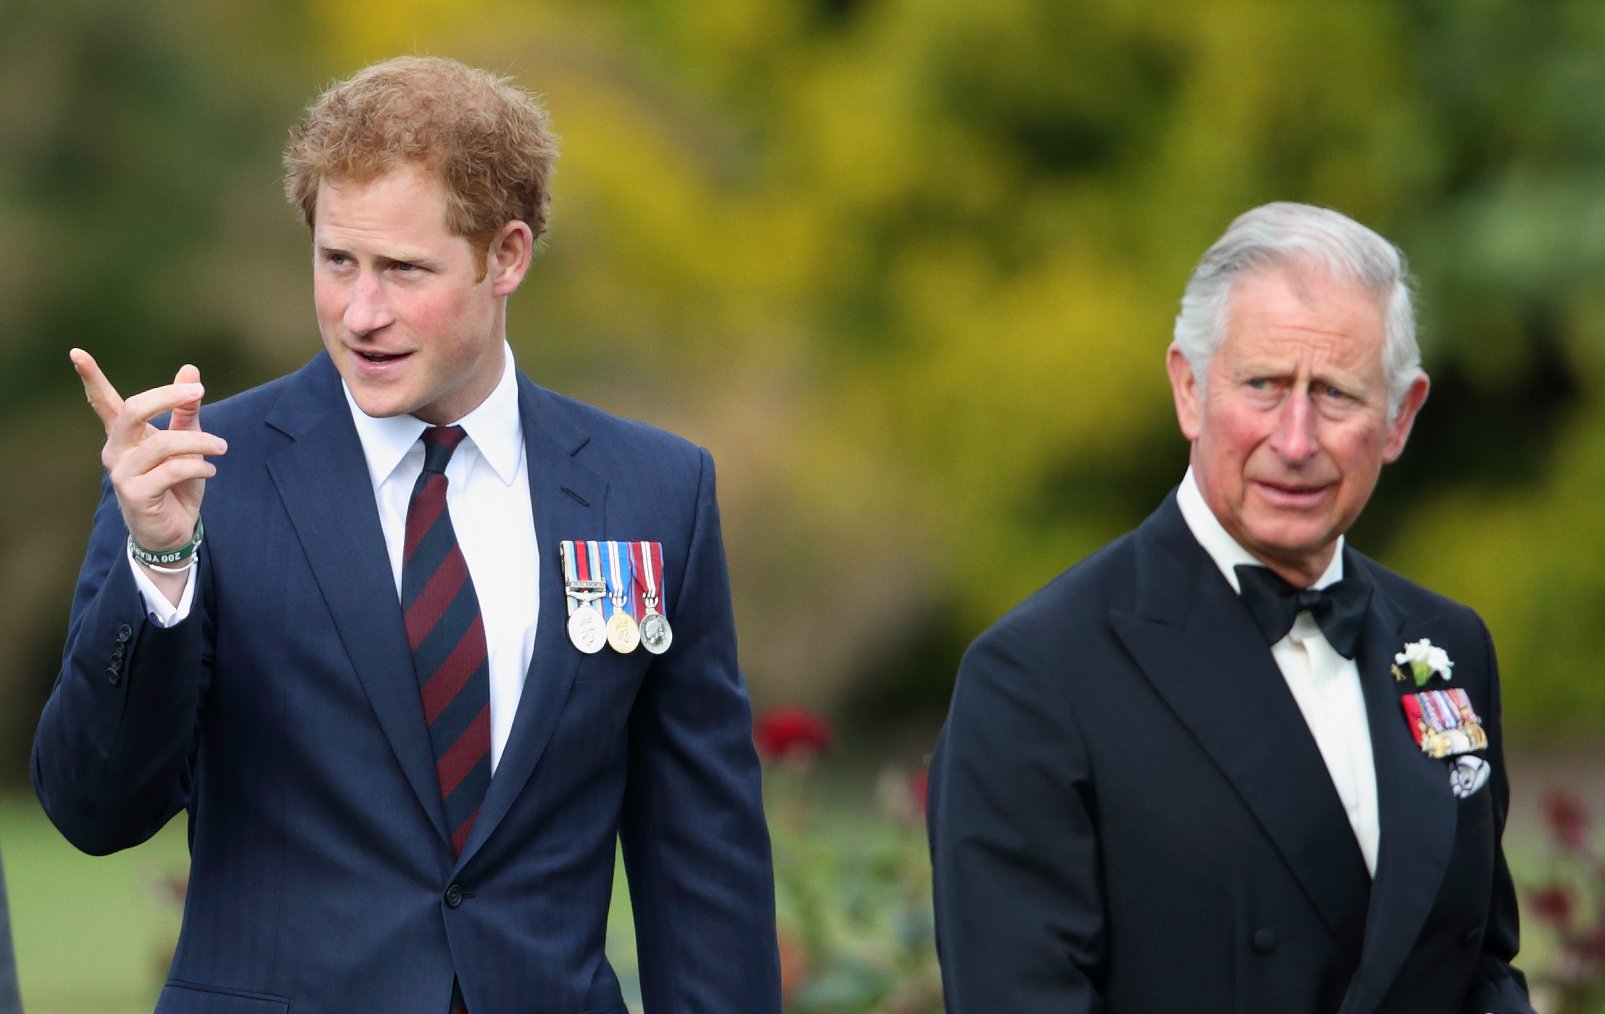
[403,425,492,856]
[403,427,489,1014]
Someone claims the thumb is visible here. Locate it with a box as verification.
[169,363,202,432]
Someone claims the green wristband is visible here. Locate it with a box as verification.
[129,516,205,568]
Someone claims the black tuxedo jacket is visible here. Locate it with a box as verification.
[34,352,780,1013]
[929,493,1532,1013]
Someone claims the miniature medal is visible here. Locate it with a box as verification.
[561,540,608,654]
[604,541,641,654]
[635,540,673,655]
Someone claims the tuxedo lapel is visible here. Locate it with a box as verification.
[262,355,449,843]
[1110,498,1370,955]
[1337,558,1457,1014]
[457,376,607,866]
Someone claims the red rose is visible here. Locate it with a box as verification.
[754,707,833,763]
[1528,884,1575,930]
[1542,789,1590,853]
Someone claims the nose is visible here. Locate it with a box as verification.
[342,271,392,338]
[1270,391,1319,464]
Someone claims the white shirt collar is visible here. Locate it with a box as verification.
[342,341,524,489]
[1176,466,1344,594]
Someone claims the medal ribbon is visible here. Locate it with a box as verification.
[643,541,668,615]
[606,541,633,621]
[626,542,647,618]
[561,540,581,616]
[587,539,603,619]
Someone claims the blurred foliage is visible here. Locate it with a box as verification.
[4,0,1605,789]
[1522,788,1605,1012]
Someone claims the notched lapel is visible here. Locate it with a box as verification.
[262,363,449,845]
[458,379,608,866]
[1338,568,1457,1014]
[1110,505,1371,954]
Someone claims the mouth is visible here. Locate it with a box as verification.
[354,349,410,364]
[1254,479,1332,506]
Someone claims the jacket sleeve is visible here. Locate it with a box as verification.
[618,448,782,1012]
[928,615,1107,1013]
[31,477,210,856]
[1460,618,1535,1014]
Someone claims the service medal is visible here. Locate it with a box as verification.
[607,610,641,653]
[560,540,608,654]
[1401,688,1488,760]
[640,610,673,655]
[568,608,607,654]
[633,540,674,655]
[603,540,641,654]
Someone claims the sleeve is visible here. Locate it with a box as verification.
[126,543,198,627]
[927,616,1108,1014]
[1460,617,1536,1014]
[618,448,782,1012]
[30,476,211,856]
[0,844,20,1014]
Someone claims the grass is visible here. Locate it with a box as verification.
[1,794,187,1013]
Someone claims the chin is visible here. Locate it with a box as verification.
[350,390,413,420]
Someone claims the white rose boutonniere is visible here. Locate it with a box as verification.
[1392,638,1454,687]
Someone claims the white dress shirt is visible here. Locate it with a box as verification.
[133,343,539,774]
[1176,468,1380,875]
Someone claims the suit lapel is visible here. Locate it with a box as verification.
[1110,498,1370,955]
[1337,558,1457,1014]
[262,355,449,843]
[457,376,607,866]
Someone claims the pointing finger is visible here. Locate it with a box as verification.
[70,348,124,433]
[169,363,202,433]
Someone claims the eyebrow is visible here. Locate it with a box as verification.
[314,242,436,265]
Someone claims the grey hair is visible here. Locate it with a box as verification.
[1171,202,1422,418]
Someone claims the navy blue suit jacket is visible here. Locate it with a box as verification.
[929,494,1532,1014]
[34,352,781,1013]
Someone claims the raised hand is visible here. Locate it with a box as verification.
[72,349,228,573]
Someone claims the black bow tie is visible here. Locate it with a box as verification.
[1233,564,1370,659]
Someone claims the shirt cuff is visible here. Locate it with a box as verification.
[126,544,198,627]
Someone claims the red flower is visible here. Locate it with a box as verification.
[1528,884,1576,930]
[1543,789,1590,853]
[754,707,833,763]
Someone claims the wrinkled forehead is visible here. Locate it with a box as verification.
[1219,266,1389,372]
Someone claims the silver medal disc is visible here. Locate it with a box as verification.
[567,606,607,654]
[640,611,673,655]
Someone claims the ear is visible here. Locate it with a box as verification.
[488,220,535,297]
[1381,371,1430,463]
[1167,344,1203,442]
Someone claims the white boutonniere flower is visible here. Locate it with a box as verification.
[1392,638,1454,687]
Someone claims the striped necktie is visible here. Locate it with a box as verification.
[402,425,491,857]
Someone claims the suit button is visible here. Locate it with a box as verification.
[116,624,133,643]
[1252,927,1278,954]
[444,883,464,908]
[1462,926,1483,949]
[106,665,122,686]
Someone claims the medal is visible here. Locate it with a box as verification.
[1401,688,1488,760]
[568,608,606,654]
[560,541,607,654]
[633,540,673,655]
[604,540,640,654]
